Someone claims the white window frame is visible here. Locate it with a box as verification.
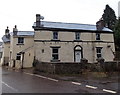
[16,53,21,60]
[96,47,102,58]
[52,48,59,60]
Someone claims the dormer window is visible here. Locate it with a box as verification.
[96,33,100,40]
[53,31,58,40]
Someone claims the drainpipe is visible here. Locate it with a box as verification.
[92,32,95,62]
[21,52,25,69]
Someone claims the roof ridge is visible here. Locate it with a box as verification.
[18,31,34,32]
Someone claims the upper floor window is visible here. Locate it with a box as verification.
[96,47,102,58]
[75,32,80,40]
[53,31,58,40]
[96,33,100,40]
[18,37,24,44]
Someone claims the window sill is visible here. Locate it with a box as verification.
[51,39,60,41]
[95,40,103,42]
[51,59,60,62]
[16,43,24,45]
[74,40,82,42]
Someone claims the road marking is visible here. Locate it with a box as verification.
[86,85,97,89]
[24,72,34,76]
[34,74,47,79]
[72,82,81,85]
[103,89,117,93]
[47,77,58,82]
[24,72,58,82]
[2,81,18,92]
[12,70,118,93]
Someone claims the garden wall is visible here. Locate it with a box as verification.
[34,61,120,74]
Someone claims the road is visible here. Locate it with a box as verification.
[1,67,118,94]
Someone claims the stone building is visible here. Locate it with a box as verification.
[1,14,115,68]
[32,14,115,63]
[1,26,34,69]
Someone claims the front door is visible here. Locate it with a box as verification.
[75,51,81,62]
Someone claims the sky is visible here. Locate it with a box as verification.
[0,0,119,41]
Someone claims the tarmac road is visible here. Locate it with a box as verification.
[2,67,118,94]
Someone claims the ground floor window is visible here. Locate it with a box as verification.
[96,47,102,58]
[52,48,59,60]
[16,53,21,60]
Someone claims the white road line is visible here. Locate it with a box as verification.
[34,74,47,79]
[86,85,97,89]
[24,72,34,76]
[24,72,58,82]
[72,82,81,85]
[47,77,59,82]
[2,81,18,92]
[103,89,117,93]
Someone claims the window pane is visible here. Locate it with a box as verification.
[97,54,101,58]
[52,54,58,60]
[96,47,102,58]
[52,48,59,60]
[53,48,58,53]
[16,53,21,60]
[96,48,101,53]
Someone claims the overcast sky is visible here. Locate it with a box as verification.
[0,0,119,41]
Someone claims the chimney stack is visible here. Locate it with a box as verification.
[13,25,18,35]
[5,26,10,38]
[36,14,44,27]
[5,26,9,35]
[36,14,41,27]
[96,20,105,31]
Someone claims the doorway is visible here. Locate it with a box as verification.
[74,45,83,62]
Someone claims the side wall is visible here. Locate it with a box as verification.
[10,36,34,68]
[1,42,10,65]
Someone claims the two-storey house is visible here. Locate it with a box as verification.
[32,14,115,63]
[1,26,34,69]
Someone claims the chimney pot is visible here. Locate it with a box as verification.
[13,25,18,35]
[5,26,9,35]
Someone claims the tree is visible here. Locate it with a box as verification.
[114,17,120,50]
[102,5,117,30]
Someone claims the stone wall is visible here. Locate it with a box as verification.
[34,61,120,74]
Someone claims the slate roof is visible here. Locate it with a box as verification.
[2,35,10,43]
[0,42,2,46]
[33,21,112,32]
[17,31,34,36]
